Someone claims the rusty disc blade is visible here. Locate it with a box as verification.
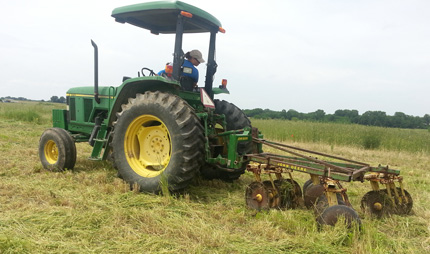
[314,193,347,217]
[360,190,394,218]
[275,179,303,209]
[384,188,413,215]
[262,181,281,209]
[304,184,325,209]
[245,181,270,210]
[316,205,361,229]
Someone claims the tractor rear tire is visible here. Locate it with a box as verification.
[39,128,76,171]
[112,91,205,193]
[214,99,251,132]
[200,99,252,181]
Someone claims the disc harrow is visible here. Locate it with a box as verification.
[244,138,413,227]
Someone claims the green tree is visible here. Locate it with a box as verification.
[314,109,326,121]
[360,111,387,126]
[50,96,59,102]
[286,109,299,120]
[335,109,359,123]
[423,114,430,126]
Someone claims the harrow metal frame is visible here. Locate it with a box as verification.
[244,138,411,220]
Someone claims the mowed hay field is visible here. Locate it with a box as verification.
[0,101,429,253]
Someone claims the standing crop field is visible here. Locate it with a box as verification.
[251,118,430,153]
[0,101,429,253]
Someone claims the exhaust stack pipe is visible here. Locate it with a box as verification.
[91,40,100,104]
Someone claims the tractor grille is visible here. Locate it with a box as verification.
[84,98,93,122]
[70,98,76,121]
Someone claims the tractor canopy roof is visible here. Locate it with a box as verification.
[111,1,222,34]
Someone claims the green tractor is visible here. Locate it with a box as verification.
[39,1,257,193]
[39,1,414,226]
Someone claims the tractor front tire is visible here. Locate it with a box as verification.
[39,128,77,171]
[112,91,205,193]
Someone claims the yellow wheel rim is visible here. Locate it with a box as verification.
[44,140,58,164]
[124,115,172,177]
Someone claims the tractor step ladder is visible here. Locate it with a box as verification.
[89,125,112,161]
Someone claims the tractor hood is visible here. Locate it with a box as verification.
[112,1,222,34]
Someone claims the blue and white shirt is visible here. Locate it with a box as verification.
[182,59,199,83]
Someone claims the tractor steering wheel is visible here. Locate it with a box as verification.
[141,68,156,77]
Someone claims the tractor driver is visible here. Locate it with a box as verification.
[158,50,205,90]
[182,49,205,84]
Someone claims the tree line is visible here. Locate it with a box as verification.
[1,96,66,103]
[50,96,66,103]
[243,108,430,129]
[1,96,31,101]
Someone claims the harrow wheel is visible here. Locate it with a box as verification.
[275,179,302,209]
[316,205,361,229]
[360,190,394,218]
[263,181,281,209]
[245,182,270,210]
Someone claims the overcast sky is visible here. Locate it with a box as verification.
[1,0,429,116]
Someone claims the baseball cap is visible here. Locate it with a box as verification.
[189,50,205,63]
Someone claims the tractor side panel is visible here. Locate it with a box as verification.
[65,86,115,136]
[52,109,68,129]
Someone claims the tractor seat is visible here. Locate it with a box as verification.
[180,76,195,91]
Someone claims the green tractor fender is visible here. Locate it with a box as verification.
[107,76,181,126]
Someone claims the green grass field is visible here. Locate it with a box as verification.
[0,101,429,253]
